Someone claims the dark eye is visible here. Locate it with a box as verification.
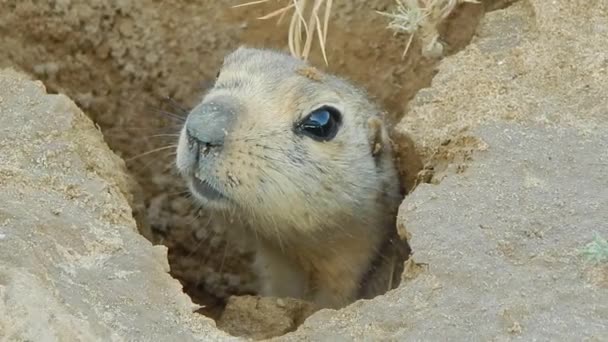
[215,70,221,79]
[296,106,341,141]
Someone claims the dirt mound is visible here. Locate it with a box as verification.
[0,68,229,341]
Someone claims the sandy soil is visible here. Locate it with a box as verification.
[0,0,485,318]
[0,68,231,341]
[2,0,606,340]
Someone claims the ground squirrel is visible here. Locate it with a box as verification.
[176,47,409,309]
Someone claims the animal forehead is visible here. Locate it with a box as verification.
[221,48,334,90]
[223,47,302,73]
[224,79,337,123]
[217,50,339,119]
[218,48,371,123]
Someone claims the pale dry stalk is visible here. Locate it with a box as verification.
[233,0,332,65]
[377,0,479,58]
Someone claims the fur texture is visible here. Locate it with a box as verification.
[176,47,407,309]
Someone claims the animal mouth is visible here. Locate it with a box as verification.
[191,176,228,202]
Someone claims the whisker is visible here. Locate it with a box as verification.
[147,133,181,139]
[103,125,183,134]
[188,213,213,259]
[125,145,177,162]
[167,190,191,197]
[218,239,230,274]
[186,205,206,226]
[133,152,175,172]
[148,108,186,122]
[163,96,190,115]
[160,158,178,173]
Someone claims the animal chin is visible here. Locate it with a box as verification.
[189,176,231,207]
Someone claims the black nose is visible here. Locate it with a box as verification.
[185,97,237,148]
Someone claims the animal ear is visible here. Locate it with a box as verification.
[367,116,385,157]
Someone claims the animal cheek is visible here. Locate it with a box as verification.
[226,170,241,188]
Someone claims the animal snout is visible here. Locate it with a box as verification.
[185,132,219,160]
[185,97,237,149]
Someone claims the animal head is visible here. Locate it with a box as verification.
[176,47,400,236]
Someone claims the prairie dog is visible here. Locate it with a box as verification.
[176,47,408,309]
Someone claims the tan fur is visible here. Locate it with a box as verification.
[176,47,408,309]
[296,66,324,82]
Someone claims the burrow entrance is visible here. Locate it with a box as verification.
[0,0,505,339]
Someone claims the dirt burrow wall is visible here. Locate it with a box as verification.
[2,0,607,340]
[0,0,491,317]
[397,0,608,181]
[0,69,232,341]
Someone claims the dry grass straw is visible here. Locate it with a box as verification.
[233,0,332,65]
[377,0,479,58]
[233,0,479,63]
